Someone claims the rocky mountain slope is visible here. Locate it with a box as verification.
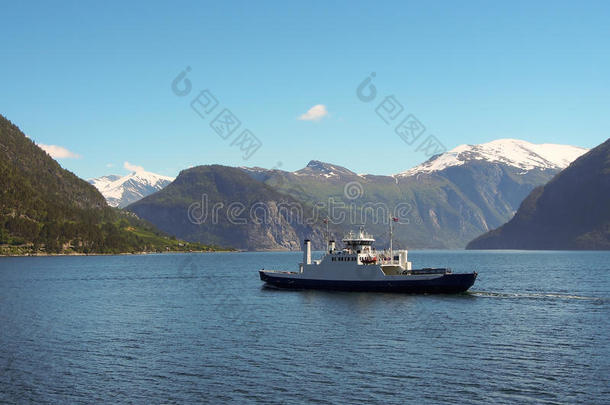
[127,139,587,250]
[237,139,587,248]
[126,165,325,250]
[467,138,610,250]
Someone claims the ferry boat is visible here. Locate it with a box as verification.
[259,227,477,294]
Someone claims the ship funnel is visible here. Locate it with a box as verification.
[303,239,311,265]
[328,240,335,253]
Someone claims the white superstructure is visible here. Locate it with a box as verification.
[267,227,434,283]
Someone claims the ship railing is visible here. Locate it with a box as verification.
[343,231,375,240]
[381,261,397,266]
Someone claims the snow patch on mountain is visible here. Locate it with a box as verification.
[89,170,174,208]
[397,139,588,176]
[293,160,360,178]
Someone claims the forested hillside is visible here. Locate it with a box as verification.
[0,115,220,254]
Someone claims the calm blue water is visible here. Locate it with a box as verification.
[0,251,608,404]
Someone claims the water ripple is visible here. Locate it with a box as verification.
[0,251,608,404]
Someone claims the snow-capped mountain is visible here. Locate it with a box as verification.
[293,160,359,179]
[89,170,174,208]
[240,160,361,183]
[129,138,591,249]
[397,139,588,176]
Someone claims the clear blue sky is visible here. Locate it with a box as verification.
[1,0,608,179]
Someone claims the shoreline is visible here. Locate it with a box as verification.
[3,248,609,258]
[0,250,237,258]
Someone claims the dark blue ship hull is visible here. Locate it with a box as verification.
[259,271,477,294]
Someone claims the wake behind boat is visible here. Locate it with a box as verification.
[259,227,477,294]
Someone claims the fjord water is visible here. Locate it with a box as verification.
[0,251,608,404]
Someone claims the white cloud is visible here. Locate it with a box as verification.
[106,163,114,168]
[37,144,81,159]
[124,161,145,173]
[298,104,328,121]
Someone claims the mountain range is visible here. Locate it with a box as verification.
[89,171,174,208]
[467,138,610,250]
[397,138,586,175]
[3,109,600,252]
[127,165,325,250]
[126,139,588,250]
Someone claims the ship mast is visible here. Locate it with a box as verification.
[324,217,329,251]
[388,215,398,262]
[389,215,393,259]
